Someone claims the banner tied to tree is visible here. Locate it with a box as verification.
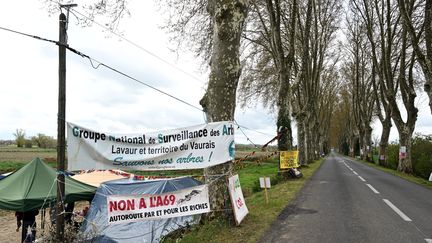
[279,151,299,169]
[67,121,235,171]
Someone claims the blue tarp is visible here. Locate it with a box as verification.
[80,177,203,243]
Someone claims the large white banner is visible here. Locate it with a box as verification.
[228,174,248,225]
[67,121,235,171]
[107,185,210,224]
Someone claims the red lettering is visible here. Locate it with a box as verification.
[118,200,126,210]
[139,198,147,209]
[149,195,177,207]
[156,196,163,207]
[236,198,243,209]
[109,201,117,213]
[117,199,135,211]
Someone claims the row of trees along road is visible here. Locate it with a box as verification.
[45,0,431,222]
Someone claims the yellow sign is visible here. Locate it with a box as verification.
[280,151,299,169]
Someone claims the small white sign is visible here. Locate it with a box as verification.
[429,172,432,182]
[228,174,248,225]
[259,177,271,188]
[399,146,407,159]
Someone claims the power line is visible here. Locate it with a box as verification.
[0,24,203,113]
[84,55,204,112]
[234,120,258,147]
[0,26,58,44]
[68,8,207,87]
[236,124,275,137]
[1,21,275,142]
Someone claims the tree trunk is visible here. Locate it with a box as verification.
[304,121,313,164]
[398,0,432,115]
[358,127,365,160]
[296,114,306,165]
[379,117,391,166]
[426,73,432,115]
[276,105,293,150]
[349,135,355,157]
[200,0,249,220]
[364,125,372,162]
[397,130,413,173]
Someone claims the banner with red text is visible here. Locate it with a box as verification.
[228,174,248,225]
[107,185,210,224]
[67,121,235,171]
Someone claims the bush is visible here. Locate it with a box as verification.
[412,135,432,180]
[386,144,399,170]
[32,134,57,149]
[381,135,432,180]
[24,139,33,148]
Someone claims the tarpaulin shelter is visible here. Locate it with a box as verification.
[81,177,203,243]
[72,170,130,187]
[0,157,96,211]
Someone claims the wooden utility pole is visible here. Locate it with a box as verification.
[56,11,67,242]
[56,4,76,241]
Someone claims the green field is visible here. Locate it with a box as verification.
[0,146,323,242]
[0,146,57,173]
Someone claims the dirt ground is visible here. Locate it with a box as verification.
[0,202,88,242]
[0,210,24,242]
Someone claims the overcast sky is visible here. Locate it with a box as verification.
[0,1,430,146]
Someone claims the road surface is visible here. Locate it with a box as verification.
[260,153,432,243]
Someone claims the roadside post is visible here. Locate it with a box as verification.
[259,177,271,204]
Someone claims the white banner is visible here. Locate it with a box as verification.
[228,174,248,225]
[67,121,235,171]
[107,185,210,224]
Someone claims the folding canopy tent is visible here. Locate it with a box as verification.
[0,157,96,212]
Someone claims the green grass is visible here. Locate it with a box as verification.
[0,146,56,165]
[236,159,279,197]
[162,159,323,243]
[0,146,325,242]
[352,157,432,190]
[0,146,57,173]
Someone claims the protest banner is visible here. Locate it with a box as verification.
[399,146,407,159]
[107,185,210,224]
[280,151,299,169]
[67,121,235,171]
[228,174,248,225]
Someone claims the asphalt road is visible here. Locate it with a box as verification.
[260,153,432,243]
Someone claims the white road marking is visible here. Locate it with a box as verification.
[383,199,412,222]
[366,184,380,194]
[353,171,359,175]
[358,176,366,182]
[425,239,432,243]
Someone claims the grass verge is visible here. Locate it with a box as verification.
[351,157,432,190]
[162,159,323,243]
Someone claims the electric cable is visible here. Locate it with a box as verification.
[68,8,207,86]
[0,26,57,44]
